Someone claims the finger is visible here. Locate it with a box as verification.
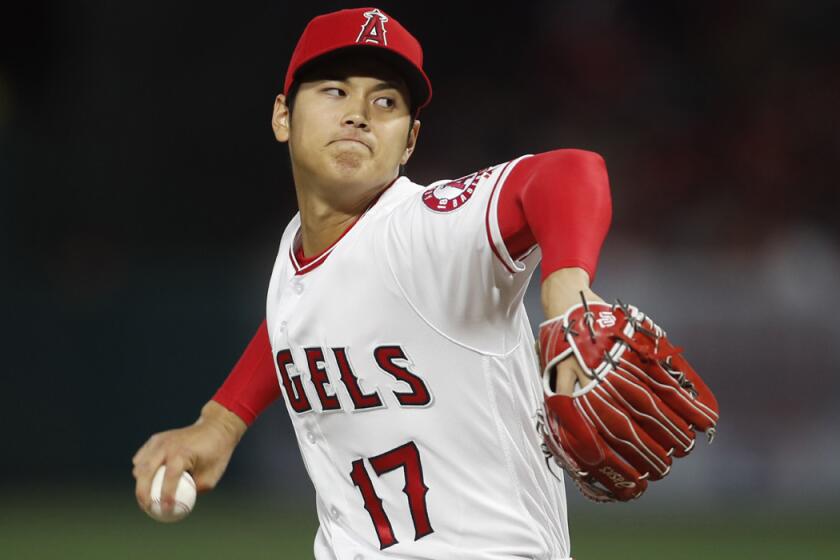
[571,360,595,392]
[132,433,162,465]
[134,448,165,512]
[160,455,190,513]
[191,466,220,495]
[552,360,578,396]
[553,358,595,397]
[132,441,151,466]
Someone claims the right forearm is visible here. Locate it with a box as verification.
[199,400,248,444]
[211,320,281,426]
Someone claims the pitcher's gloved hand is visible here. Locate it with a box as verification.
[536,294,719,502]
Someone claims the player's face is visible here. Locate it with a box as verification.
[272,55,421,193]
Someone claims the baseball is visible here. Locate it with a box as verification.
[146,465,197,523]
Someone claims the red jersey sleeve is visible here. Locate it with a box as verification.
[496,149,612,283]
[211,320,279,426]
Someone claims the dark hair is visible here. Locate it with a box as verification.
[285,77,417,177]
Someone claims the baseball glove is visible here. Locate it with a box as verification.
[536,294,719,503]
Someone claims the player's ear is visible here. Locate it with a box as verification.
[272,94,290,142]
[400,119,421,165]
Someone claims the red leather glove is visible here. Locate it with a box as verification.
[537,296,719,502]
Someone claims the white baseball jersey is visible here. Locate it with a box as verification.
[266,154,572,560]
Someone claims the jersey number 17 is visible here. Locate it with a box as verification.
[350,441,434,549]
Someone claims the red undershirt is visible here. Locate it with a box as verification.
[294,224,352,267]
[213,148,612,425]
[296,244,318,266]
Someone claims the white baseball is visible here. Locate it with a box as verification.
[146,465,197,523]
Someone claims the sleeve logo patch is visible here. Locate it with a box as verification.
[422,167,493,213]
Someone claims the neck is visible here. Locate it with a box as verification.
[293,171,399,258]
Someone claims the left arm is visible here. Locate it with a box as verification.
[496,149,613,395]
[503,151,720,502]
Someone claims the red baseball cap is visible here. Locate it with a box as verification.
[283,7,432,119]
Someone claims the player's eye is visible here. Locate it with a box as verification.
[322,87,394,109]
[375,96,396,109]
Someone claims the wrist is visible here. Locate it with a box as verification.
[198,400,248,444]
[541,267,604,319]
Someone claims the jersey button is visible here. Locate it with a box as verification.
[306,431,316,444]
[353,555,364,560]
[330,506,340,520]
[291,278,304,294]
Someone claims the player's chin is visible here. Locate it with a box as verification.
[327,153,378,178]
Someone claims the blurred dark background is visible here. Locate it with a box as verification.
[2,1,839,558]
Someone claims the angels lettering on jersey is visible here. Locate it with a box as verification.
[275,344,432,414]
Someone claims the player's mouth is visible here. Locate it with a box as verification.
[331,137,372,151]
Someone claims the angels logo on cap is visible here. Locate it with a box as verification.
[283,7,433,119]
[356,8,389,45]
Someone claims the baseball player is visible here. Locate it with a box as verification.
[132,7,719,560]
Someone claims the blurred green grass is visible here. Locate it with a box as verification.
[1,489,837,559]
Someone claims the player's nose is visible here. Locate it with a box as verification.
[342,113,369,129]
[341,96,370,129]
